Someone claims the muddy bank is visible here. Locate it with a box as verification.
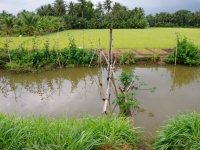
[102,48,173,65]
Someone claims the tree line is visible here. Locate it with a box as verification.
[0,0,146,36]
[0,0,200,37]
[146,9,200,27]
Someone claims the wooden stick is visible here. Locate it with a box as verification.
[175,38,178,66]
[119,53,124,65]
[54,39,61,68]
[89,49,97,67]
[126,76,136,92]
[6,36,12,63]
[100,50,109,65]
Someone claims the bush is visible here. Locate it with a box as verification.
[2,37,98,72]
[153,111,200,150]
[120,51,136,65]
[165,36,200,66]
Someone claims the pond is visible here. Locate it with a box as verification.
[1,65,200,138]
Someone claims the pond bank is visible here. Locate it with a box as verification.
[102,48,173,65]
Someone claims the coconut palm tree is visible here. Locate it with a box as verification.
[20,12,39,36]
[77,0,87,18]
[53,0,66,16]
[67,1,76,16]
[96,1,104,16]
[0,16,15,36]
[103,0,113,13]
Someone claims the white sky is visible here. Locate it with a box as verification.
[0,0,199,15]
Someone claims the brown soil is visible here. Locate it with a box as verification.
[101,48,173,65]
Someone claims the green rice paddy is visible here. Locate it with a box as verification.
[0,28,200,50]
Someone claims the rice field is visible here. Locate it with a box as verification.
[0,28,200,50]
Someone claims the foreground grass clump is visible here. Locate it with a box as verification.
[0,113,144,150]
[153,111,200,150]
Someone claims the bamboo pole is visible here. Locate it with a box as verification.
[6,36,12,63]
[102,26,113,114]
[100,50,109,64]
[54,39,61,68]
[99,49,104,101]
[175,37,178,65]
[89,49,97,67]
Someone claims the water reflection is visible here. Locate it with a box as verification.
[167,65,200,92]
[0,68,100,101]
[0,68,107,117]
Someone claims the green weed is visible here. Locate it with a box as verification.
[165,35,200,66]
[2,37,98,72]
[0,113,145,150]
[153,111,200,150]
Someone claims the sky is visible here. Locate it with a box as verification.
[0,0,199,16]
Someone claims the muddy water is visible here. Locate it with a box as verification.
[0,65,200,137]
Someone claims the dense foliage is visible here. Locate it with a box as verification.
[165,35,200,66]
[0,113,145,150]
[146,10,200,27]
[0,0,147,36]
[153,111,200,150]
[0,37,98,72]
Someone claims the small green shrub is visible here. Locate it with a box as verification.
[153,111,200,150]
[165,36,200,66]
[120,51,136,65]
[0,49,9,67]
[113,71,155,116]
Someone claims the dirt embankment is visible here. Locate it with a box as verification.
[102,48,173,65]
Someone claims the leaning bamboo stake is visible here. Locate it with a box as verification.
[89,49,97,67]
[100,50,109,64]
[119,53,124,65]
[6,36,12,63]
[54,39,61,68]
[98,47,105,100]
[175,37,178,66]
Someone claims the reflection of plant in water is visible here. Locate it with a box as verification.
[168,66,200,92]
[0,77,11,98]
[0,68,99,101]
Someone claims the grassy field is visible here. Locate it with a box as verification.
[0,28,200,50]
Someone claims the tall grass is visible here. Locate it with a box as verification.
[153,111,200,150]
[0,113,145,150]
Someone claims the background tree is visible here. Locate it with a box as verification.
[37,4,54,16]
[53,0,66,16]
[103,0,113,13]
[67,1,76,16]
[0,16,15,36]
[20,12,39,36]
[96,1,104,16]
